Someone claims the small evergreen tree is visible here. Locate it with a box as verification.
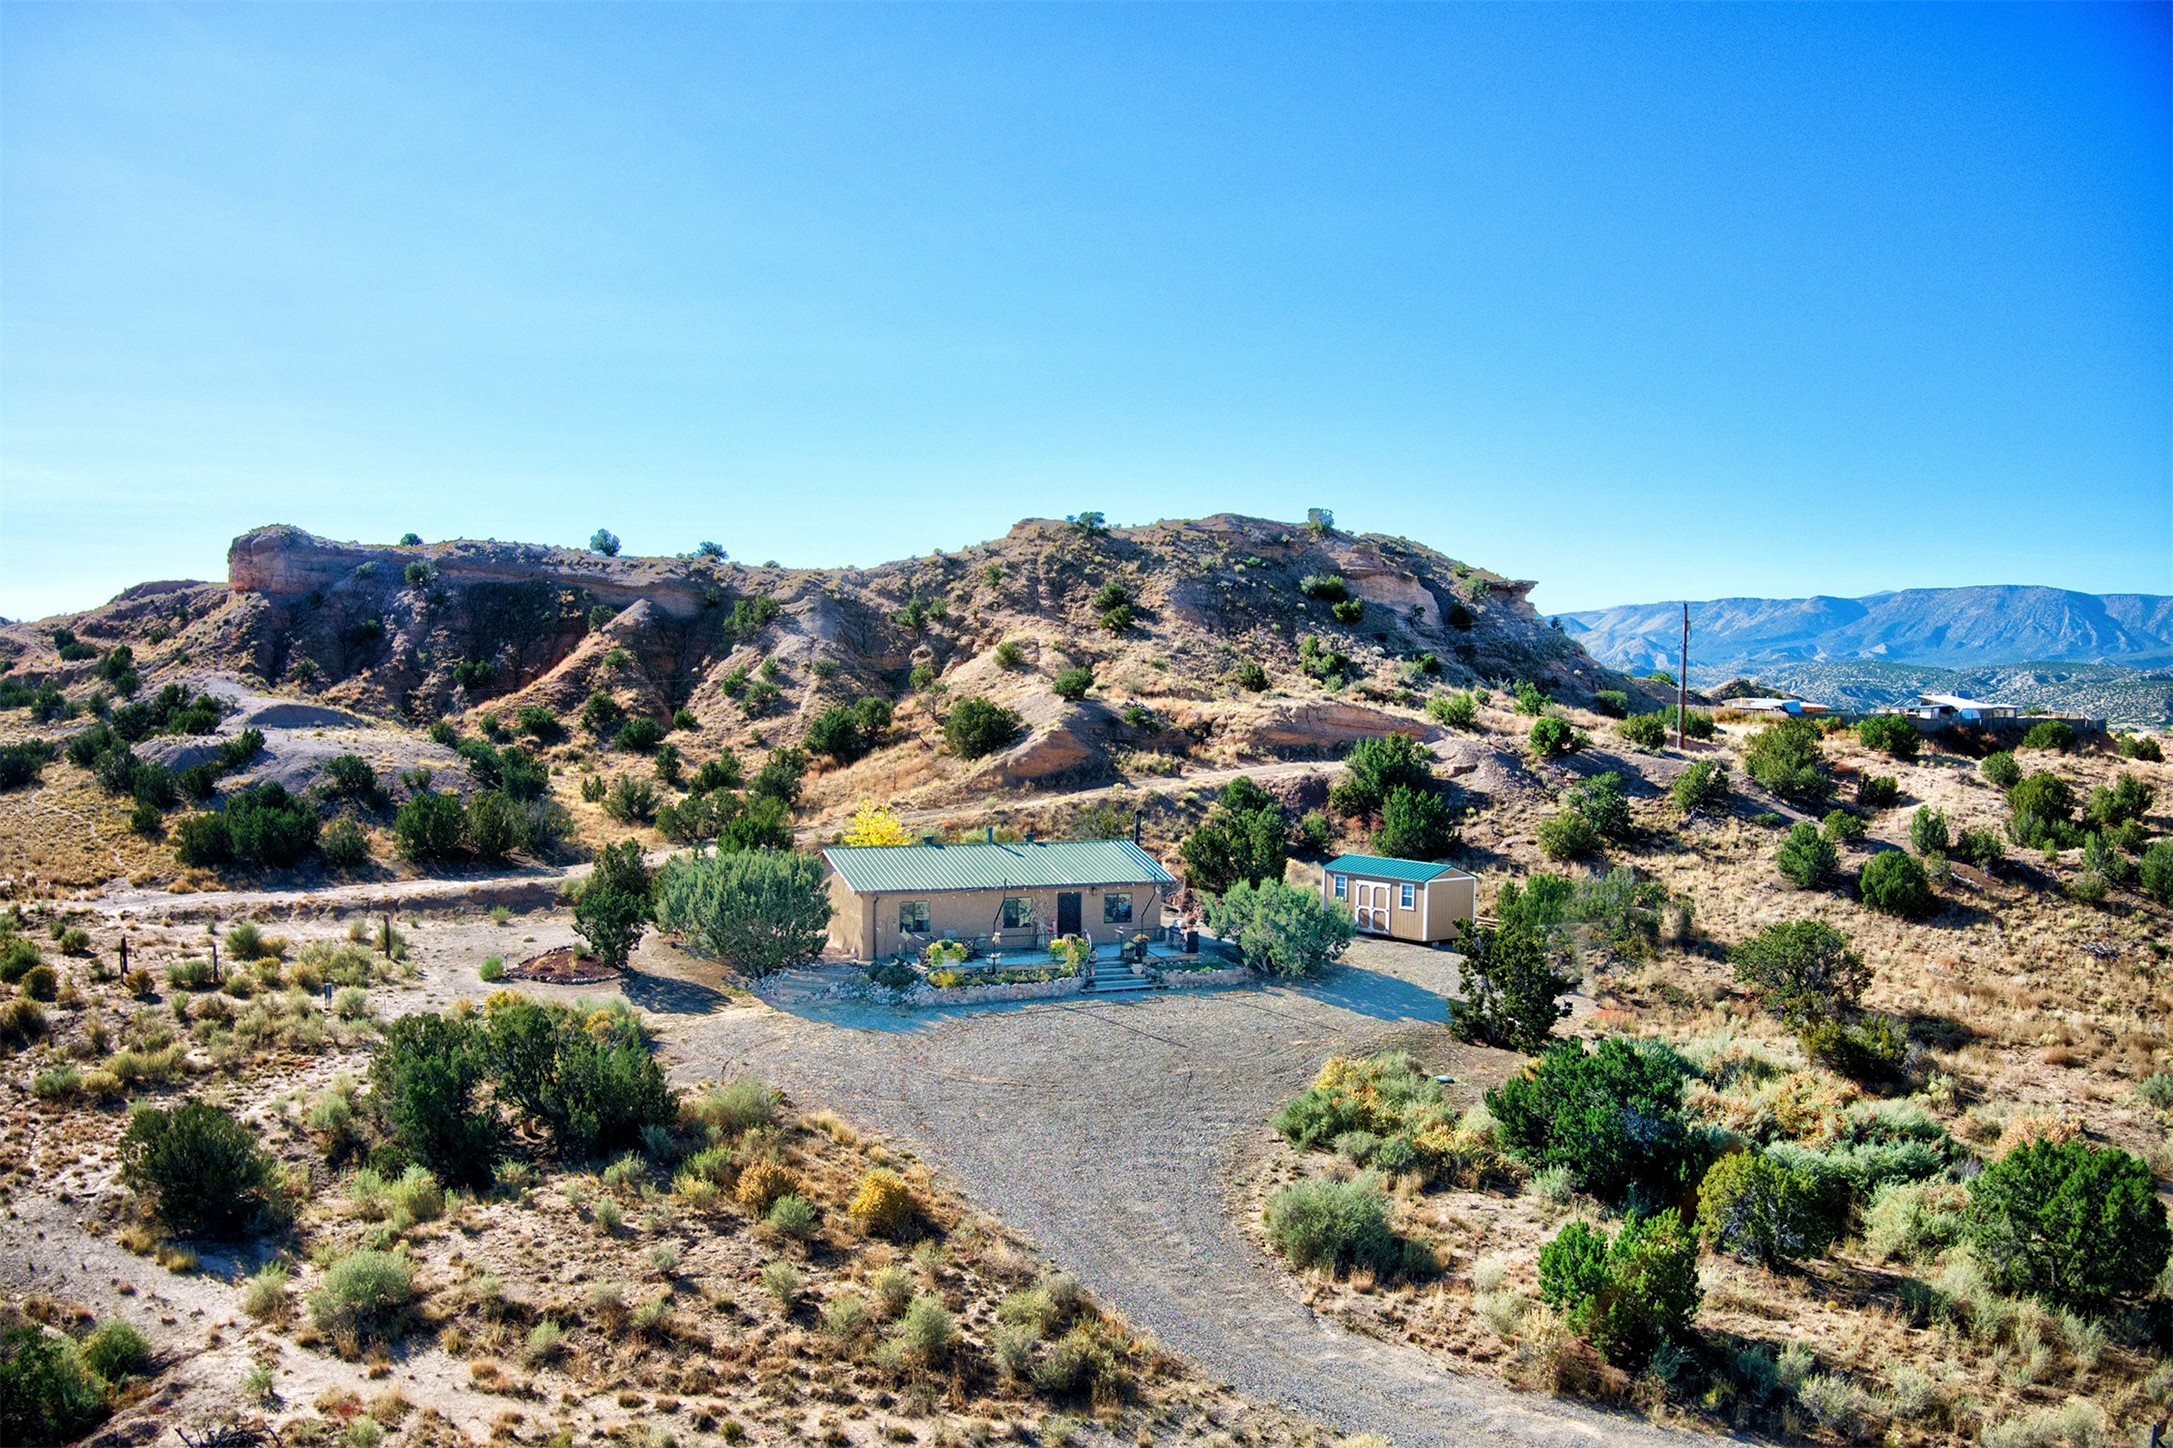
[1966,1139,2171,1315]
[1774,821,1838,889]
[1859,850,1936,917]
[1446,908,1574,1053]
[573,840,651,971]
[1203,879,1354,978]
[1729,919,1868,1025]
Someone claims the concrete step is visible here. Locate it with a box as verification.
[1089,976,1154,992]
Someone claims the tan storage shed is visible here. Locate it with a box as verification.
[1320,854,1477,944]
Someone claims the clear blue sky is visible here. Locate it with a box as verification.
[3,3,2167,622]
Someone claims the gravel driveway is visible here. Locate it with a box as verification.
[666,941,1703,1448]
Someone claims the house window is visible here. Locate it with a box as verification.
[898,901,930,934]
[1332,875,1347,899]
[1103,892,1133,925]
[1399,883,1416,910]
[1000,897,1035,930]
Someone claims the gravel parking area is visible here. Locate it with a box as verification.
[667,939,1699,1448]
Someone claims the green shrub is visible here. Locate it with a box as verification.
[78,1317,150,1383]
[320,819,371,869]
[1982,750,2021,789]
[2115,733,2164,762]
[309,1249,416,1347]
[2141,839,2173,905]
[572,839,651,970]
[1563,772,1629,841]
[1298,573,1349,602]
[1798,1011,1910,1081]
[19,963,57,1000]
[601,773,657,824]
[1856,773,1899,810]
[1857,714,1920,760]
[1859,850,1936,917]
[1179,778,1287,896]
[0,1323,107,1443]
[1697,1151,1843,1264]
[118,1098,276,1238]
[1512,680,1549,715]
[2006,771,2077,849]
[1953,826,2005,872]
[2021,719,2077,753]
[992,640,1026,669]
[615,717,664,753]
[1230,657,1269,691]
[1821,809,1866,845]
[943,697,1023,759]
[480,994,676,1161]
[1743,718,1832,805]
[1614,712,1666,750]
[653,849,831,979]
[1333,733,1434,816]
[1447,914,1575,1053]
[1263,1174,1404,1278]
[1593,689,1630,718]
[2084,773,2155,829]
[1374,785,1459,860]
[0,740,58,791]
[1730,919,1867,1025]
[392,790,466,862]
[1535,808,1600,861]
[1202,879,1354,978]
[1537,1211,1700,1370]
[1427,691,1480,729]
[1050,666,1094,702]
[371,1013,501,1188]
[1527,716,1583,757]
[1669,759,1729,813]
[1909,806,1950,856]
[1487,1038,1695,1206]
[1966,1138,2172,1315]
[1774,822,1838,889]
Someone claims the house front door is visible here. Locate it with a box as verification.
[1056,892,1082,937]
[1353,881,1390,933]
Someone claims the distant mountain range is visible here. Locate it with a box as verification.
[1564,586,2173,673]
[1561,586,2173,726]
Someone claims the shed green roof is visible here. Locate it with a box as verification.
[822,839,1177,895]
[1322,854,1474,884]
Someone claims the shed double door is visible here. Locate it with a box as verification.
[1352,881,1391,934]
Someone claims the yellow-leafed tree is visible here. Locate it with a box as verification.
[842,800,912,847]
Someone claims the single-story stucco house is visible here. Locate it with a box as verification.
[821,838,1178,963]
[1321,854,1477,944]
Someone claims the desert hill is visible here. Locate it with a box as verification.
[1,515,1656,836]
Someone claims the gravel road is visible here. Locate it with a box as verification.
[666,941,1706,1448]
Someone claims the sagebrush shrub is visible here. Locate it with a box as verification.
[309,1249,416,1348]
[1263,1174,1403,1278]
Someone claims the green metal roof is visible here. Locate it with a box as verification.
[823,839,1177,895]
[1322,854,1473,884]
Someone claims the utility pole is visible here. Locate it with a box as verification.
[1677,602,1690,752]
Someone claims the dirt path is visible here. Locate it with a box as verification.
[659,942,1703,1448]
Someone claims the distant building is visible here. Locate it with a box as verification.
[1321,854,1477,944]
[821,839,1176,963]
[1899,693,2018,723]
[1727,697,1830,717]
